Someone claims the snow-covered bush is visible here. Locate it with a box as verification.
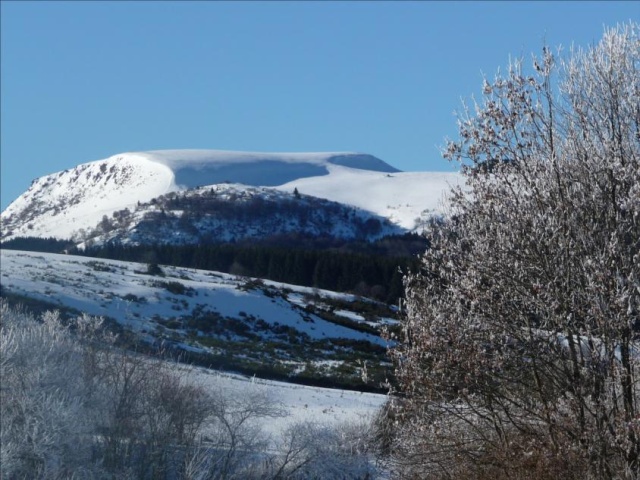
[0,301,382,479]
[0,303,100,478]
[389,23,640,479]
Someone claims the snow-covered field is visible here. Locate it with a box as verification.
[1,249,396,390]
[278,166,461,230]
[0,250,387,344]
[182,365,387,438]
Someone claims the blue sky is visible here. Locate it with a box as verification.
[1,1,637,210]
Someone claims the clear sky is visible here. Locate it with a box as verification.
[1,1,637,210]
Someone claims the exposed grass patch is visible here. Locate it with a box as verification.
[86,260,116,273]
[151,280,195,296]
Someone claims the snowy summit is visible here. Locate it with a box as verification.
[1,149,462,242]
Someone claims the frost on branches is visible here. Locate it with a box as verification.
[0,302,381,479]
[389,23,640,479]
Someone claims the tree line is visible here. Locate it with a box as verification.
[75,242,414,303]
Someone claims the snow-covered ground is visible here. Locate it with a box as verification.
[278,165,461,230]
[182,365,387,438]
[0,249,395,390]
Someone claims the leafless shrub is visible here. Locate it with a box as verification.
[179,384,286,479]
[265,419,379,479]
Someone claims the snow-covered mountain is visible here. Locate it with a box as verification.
[1,149,462,243]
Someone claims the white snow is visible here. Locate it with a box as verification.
[0,250,388,346]
[182,367,387,438]
[2,153,173,240]
[278,165,462,230]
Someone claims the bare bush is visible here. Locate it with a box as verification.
[389,23,640,479]
[85,348,214,478]
[180,384,286,479]
[266,419,379,479]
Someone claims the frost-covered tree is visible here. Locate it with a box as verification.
[389,23,640,479]
[0,305,101,478]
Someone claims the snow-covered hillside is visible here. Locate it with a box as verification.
[81,183,406,247]
[0,249,396,388]
[279,168,461,230]
[1,149,462,242]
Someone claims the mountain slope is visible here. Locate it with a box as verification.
[0,249,396,389]
[80,183,406,247]
[1,149,461,242]
[146,149,399,187]
[278,168,461,230]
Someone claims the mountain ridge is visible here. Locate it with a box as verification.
[1,149,462,243]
